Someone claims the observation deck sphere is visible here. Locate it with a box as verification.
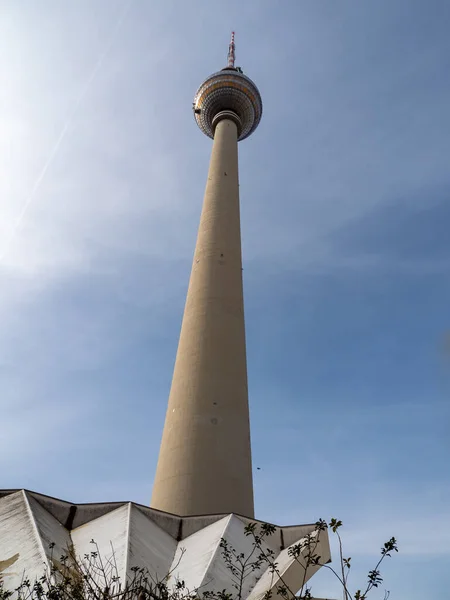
[193,68,262,141]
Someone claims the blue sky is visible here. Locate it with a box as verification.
[1,1,449,598]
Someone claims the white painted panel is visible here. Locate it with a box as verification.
[0,491,48,592]
[27,493,72,566]
[248,531,331,600]
[71,503,130,588]
[204,515,274,597]
[169,515,230,593]
[126,505,177,582]
[170,514,273,596]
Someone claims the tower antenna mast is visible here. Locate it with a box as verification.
[227,31,236,68]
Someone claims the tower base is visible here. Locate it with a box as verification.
[0,489,330,599]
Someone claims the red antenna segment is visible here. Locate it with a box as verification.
[227,31,235,68]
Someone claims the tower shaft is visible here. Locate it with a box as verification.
[151,118,254,517]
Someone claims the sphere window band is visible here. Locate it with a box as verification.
[196,81,258,110]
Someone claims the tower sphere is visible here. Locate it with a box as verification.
[193,67,262,141]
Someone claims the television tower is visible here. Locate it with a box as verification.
[151,33,262,517]
[0,35,331,597]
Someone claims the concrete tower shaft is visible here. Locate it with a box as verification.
[151,117,254,517]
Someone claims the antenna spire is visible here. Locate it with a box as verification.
[227,31,235,68]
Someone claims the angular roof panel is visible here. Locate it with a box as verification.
[0,489,330,599]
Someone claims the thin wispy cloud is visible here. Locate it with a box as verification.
[0,0,133,264]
